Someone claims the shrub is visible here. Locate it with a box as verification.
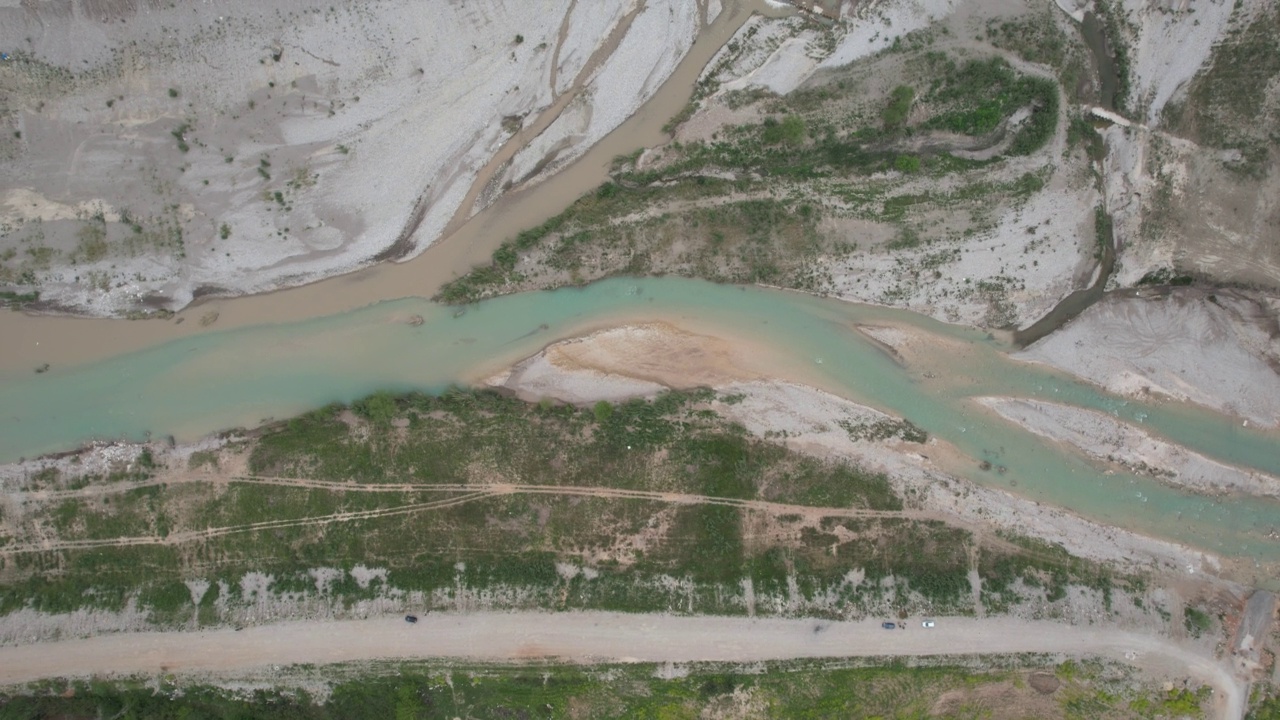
[761,115,806,145]
[593,400,614,423]
[882,85,915,129]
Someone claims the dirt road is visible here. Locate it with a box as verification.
[0,613,1244,719]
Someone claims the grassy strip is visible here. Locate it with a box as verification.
[0,289,39,309]
[437,50,1061,305]
[1,657,1210,719]
[4,390,1135,622]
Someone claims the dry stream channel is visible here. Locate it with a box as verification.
[1,1,1279,586]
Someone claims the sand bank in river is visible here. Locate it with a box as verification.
[978,397,1280,499]
[484,321,1234,580]
[1016,288,1280,429]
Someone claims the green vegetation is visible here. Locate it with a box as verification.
[1167,6,1280,177]
[435,49,1061,305]
[1183,605,1212,638]
[882,85,915,130]
[1,389,1135,623]
[0,658,1194,720]
[919,56,1059,156]
[72,221,109,263]
[0,289,40,307]
[985,12,1089,104]
[171,122,191,153]
[1251,687,1280,720]
[1135,267,1194,286]
[761,114,806,145]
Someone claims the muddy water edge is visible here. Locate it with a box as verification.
[0,0,788,375]
[1007,8,1125,346]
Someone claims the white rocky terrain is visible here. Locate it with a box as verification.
[0,0,707,314]
[1017,287,1280,429]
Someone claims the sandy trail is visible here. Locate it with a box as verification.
[2,477,924,555]
[0,613,1243,719]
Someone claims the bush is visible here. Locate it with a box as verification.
[882,85,915,129]
[354,391,397,425]
[761,115,806,145]
[593,400,614,423]
[1184,606,1212,637]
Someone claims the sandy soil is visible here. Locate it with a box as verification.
[1017,288,1280,429]
[0,612,1244,719]
[979,397,1280,498]
[0,0,705,315]
[484,322,1235,581]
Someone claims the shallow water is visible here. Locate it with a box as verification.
[3,277,1279,571]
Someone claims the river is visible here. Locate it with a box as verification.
[3,277,1280,579]
[1,0,1278,581]
[0,0,786,375]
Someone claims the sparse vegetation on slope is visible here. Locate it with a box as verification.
[1165,6,1280,178]
[438,50,1063,306]
[1,389,1141,627]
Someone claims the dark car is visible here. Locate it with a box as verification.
[405,615,418,624]
[881,621,896,629]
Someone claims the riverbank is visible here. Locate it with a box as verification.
[0,0,727,316]
[1016,287,1280,430]
[978,397,1280,498]
[4,277,1279,570]
[482,322,1240,580]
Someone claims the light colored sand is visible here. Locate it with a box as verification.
[0,0,707,315]
[718,31,823,96]
[553,0,637,96]
[485,322,1231,580]
[1017,289,1280,428]
[820,0,960,69]
[979,397,1280,498]
[1120,0,1246,125]
[499,0,700,191]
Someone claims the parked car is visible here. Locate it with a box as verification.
[881,621,896,629]
[405,615,418,623]
[922,620,935,628]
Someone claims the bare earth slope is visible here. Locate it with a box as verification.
[0,0,700,314]
[1016,288,1280,428]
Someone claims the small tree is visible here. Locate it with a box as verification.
[882,85,915,130]
[593,400,614,423]
[761,115,805,145]
[357,391,398,425]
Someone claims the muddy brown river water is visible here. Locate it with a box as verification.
[1,0,786,373]
[3,1,1279,586]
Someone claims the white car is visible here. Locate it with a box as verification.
[922,620,935,628]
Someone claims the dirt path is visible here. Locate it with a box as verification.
[1,476,921,555]
[0,613,1244,719]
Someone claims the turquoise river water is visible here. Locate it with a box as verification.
[2,278,1278,573]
